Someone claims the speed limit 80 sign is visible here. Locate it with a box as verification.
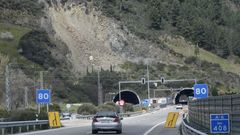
[36,89,51,104]
[194,84,208,99]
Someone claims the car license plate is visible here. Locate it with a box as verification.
[101,120,110,123]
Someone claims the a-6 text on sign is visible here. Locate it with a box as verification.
[194,84,208,99]
[36,89,51,104]
[210,114,230,133]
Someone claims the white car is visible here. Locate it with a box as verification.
[92,111,122,134]
[61,112,71,120]
[176,104,183,109]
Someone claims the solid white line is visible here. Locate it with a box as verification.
[16,126,83,135]
[143,121,166,135]
[126,106,173,120]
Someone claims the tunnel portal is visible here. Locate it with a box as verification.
[113,90,140,105]
[174,88,194,104]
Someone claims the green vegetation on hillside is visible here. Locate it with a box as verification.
[0,0,44,16]
[18,30,59,69]
[160,36,240,74]
[94,0,240,59]
[0,23,38,67]
[1,0,240,109]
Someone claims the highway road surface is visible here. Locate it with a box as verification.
[18,106,183,135]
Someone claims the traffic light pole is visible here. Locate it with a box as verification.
[118,80,142,101]
[118,79,197,101]
[148,78,197,84]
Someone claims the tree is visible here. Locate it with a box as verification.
[170,0,180,27]
[194,44,200,57]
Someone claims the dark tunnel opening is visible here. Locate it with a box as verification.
[113,90,140,105]
[175,89,194,104]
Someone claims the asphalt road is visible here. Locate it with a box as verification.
[18,106,183,135]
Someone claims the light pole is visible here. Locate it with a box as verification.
[89,56,103,106]
[119,82,121,102]
[153,83,158,98]
[147,64,150,100]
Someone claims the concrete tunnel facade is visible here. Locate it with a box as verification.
[112,89,194,105]
[174,88,194,104]
[113,90,141,105]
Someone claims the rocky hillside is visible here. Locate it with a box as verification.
[0,0,240,109]
[42,0,184,73]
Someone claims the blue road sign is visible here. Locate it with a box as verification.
[142,99,150,107]
[36,89,51,104]
[210,114,230,133]
[194,84,208,99]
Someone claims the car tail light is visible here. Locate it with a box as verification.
[92,118,98,123]
[113,117,120,122]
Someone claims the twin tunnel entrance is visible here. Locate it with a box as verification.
[112,89,194,105]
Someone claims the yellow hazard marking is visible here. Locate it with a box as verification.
[164,112,179,128]
[48,112,61,128]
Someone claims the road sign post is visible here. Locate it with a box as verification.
[210,114,230,134]
[194,84,208,99]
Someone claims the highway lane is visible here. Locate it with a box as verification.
[18,106,183,135]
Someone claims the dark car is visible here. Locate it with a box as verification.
[92,111,122,134]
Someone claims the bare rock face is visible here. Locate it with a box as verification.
[0,31,14,40]
[42,0,182,73]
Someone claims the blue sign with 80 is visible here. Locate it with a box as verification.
[36,89,51,104]
[210,114,230,133]
[194,84,208,99]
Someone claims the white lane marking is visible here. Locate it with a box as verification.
[143,121,166,135]
[16,126,85,135]
[125,106,173,120]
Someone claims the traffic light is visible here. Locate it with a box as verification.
[160,77,165,84]
[141,78,146,84]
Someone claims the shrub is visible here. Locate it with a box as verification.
[18,30,58,69]
[123,103,134,112]
[184,56,197,64]
[49,104,61,112]
[9,109,36,121]
[38,112,48,120]
[77,103,97,115]
[0,108,9,118]
[98,104,118,112]
[8,108,48,121]
[133,106,142,112]
[40,104,61,113]
[104,102,117,107]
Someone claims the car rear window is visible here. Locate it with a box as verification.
[95,111,117,118]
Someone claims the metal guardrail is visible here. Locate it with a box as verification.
[181,114,207,135]
[188,94,240,135]
[75,111,144,120]
[0,110,149,135]
[0,120,48,135]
